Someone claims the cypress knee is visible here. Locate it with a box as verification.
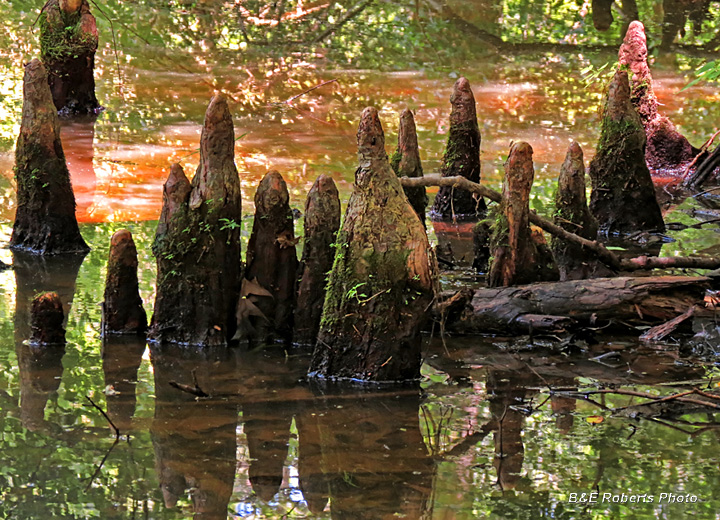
[30,292,65,344]
[589,70,665,235]
[102,229,147,335]
[390,109,428,227]
[430,77,486,222]
[241,170,299,342]
[39,0,100,115]
[309,107,437,382]
[488,142,559,287]
[151,95,243,346]
[294,175,340,345]
[10,59,89,254]
[551,142,613,280]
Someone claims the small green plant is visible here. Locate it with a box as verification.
[219,218,241,231]
[684,60,720,90]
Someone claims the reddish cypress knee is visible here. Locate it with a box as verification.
[294,174,340,345]
[10,59,89,254]
[30,292,65,344]
[390,109,428,227]
[430,77,486,222]
[102,229,147,335]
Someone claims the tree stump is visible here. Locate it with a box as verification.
[241,170,299,342]
[10,59,89,254]
[488,142,559,287]
[551,142,613,280]
[589,70,665,235]
[39,0,100,115]
[618,21,698,175]
[102,229,147,335]
[30,292,65,344]
[430,77,486,222]
[294,174,340,345]
[390,109,428,227]
[309,107,437,382]
[151,95,243,346]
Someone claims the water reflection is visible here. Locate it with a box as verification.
[101,336,146,431]
[60,117,98,220]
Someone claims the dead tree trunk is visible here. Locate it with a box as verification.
[10,59,89,254]
[102,229,147,335]
[429,77,486,221]
[30,292,65,344]
[592,0,614,30]
[618,21,698,176]
[39,0,100,115]
[151,95,243,346]
[241,170,299,342]
[309,107,437,382]
[551,142,612,280]
[589,70,665,235]
[488,142,559,287]
[294,174,340,345]
[390,109,428,227]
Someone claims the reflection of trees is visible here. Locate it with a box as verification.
[102,336,145,431]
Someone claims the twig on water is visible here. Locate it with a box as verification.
[85,395,120,440]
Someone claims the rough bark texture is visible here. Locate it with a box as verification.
[102,336,146,431]
[589,70,665,235]
[443,276,710,334]
[30,292,65,344]
[151,95,243,346]
[294,174,341,345]
[10,59,89,254]
[309,107,437,382]
[551,142,613,280]
[390,109,428,227]
[488,142,559,287]
[592,0,614,30]
[619,21,698,176]
[241,170,299,342]
[102,229,147,335]
[430,77,486,221]
[39,0,100,115]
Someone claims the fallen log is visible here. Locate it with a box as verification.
[442,276,710,334]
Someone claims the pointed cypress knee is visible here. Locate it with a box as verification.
[102,229,147,335]
[430,77,486,222]
[10,59,89,254]
[39,0,100,115]
[294,175,340,345]
[488,142,558,287]
[151,95,243,346]
[589,70,665,235]
[240,170,299,342]
[552,142,613,280]
[391,109,428,227]
[309,107,437,382]
[30,292,65,344]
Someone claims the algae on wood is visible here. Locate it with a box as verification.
[309,107,437,382]
[390,109,428,227]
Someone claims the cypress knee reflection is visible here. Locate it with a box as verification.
[102,336,146,432]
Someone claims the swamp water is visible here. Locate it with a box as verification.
[1,0,720,518]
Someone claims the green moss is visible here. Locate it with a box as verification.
[39,7,96,64]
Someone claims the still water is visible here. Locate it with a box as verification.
[1,0,720,518]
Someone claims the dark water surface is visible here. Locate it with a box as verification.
[2,0,720,518]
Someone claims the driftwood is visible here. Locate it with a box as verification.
[442,276,710,334]
[102,229,146,335]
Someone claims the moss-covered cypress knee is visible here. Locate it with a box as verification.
[39,0,100,115]
[150,95,243,346]
[309,107,437,382]
[488,142,559,287]
[10,59,89,255]
[589,70,665,235]
[102,229,147,335]
[240,170,299,342]
[390,109,428,227]
[30,292,65,344]
[294,174,340,345]
[430,77,486,222]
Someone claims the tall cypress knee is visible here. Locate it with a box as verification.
[39,0,100,115]
[309,107,437,382]
[151,95,242,346]
[241,170,299,342]
[10,59,88,255]
[430,77,486,222]
[294,174,340,345]
[102,229,147,335]
[391,109,428,227]
[589,70,665,235]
